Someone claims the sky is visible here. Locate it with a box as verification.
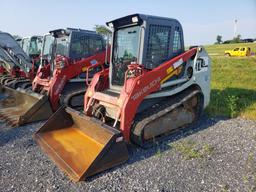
[1,0,256,45]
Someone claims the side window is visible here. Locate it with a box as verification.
[37,38,42,53]
[89,37,103,55]
[80,36,90,56]
[145,24,172,69]
[240,48,245,51]
[173,27,182,54]
[233,48,239,51]
[70,34,90,59]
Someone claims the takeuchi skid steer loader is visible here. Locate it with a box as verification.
[34,14,211,181]
[0,28,109,126]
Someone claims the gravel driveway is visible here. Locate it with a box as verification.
[0,116,256,192]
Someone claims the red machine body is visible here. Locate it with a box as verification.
[33,14,211,182]
[0,66,6,75]
[84,48,197,141]
[32,50,108,111]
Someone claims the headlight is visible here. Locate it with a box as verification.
[108,22,114,28]
[132,16,138,23]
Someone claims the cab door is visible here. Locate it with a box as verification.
[239,47,246,56]
[232,48,239,56]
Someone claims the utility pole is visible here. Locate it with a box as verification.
[234,19,238,38]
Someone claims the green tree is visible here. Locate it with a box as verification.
[94,25,111,39]
[232,34,242,43]
[216,35,222,44]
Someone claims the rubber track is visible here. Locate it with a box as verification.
[131,87,203,148]
[61,89,86,109]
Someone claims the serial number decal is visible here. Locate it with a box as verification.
[173,58,183,69]
[131,77,161,100]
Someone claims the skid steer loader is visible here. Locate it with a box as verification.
[0,32,39,89]
[0,33,53,125]
[0,28,108,126]
[0,32,53,88]
[34,14,211,181]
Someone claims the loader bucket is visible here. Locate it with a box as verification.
[0,85,53,126]
[34,107,129,181]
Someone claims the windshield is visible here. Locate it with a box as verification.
[56,36,69,56]
[22,38,30,55]
[41,35,54,66]
[42,35,54,56]
[112,25,140,86]
[29,37,42,55]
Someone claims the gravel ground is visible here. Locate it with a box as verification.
[0,116,256,192]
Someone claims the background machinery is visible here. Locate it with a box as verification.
[20,35,43,60]
[0,28,108,126]
[0,32,34,86]
[19,35,43,76]
[34,14,211,181]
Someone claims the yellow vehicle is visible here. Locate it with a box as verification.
[224,47,251,57]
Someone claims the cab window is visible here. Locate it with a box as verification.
[70,35,90,59]
[233,48,239,51]
[240,48,245,51]
[89,37,104,54]
[145,24,172,69]
[173,27,182,55]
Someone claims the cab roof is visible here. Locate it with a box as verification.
[106,13,181,29]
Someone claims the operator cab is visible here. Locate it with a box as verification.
[0,32,32,74]
[50,28,105,61]
[107,14,184,91]
[21,36,43,70]
[49,28,106,77]
[21,36,43,58]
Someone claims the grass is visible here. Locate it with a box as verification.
[204,43,256,120]
[171,140,214,160]
[206,42,256,56]
[244,152,256,191]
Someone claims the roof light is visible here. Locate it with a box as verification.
[132,16,138,23]
[108,22,114,28]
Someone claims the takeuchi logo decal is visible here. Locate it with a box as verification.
[131,77,161,100]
